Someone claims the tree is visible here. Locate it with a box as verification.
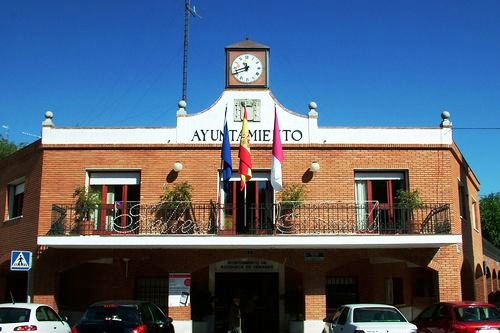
[480,192,500,247]
[0,136,18,160]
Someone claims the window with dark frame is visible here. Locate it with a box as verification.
[326,277,358,311]
[8,181,25,219]
[136,278,169,309]
[458,183,467,220]
[471,200,478,230]
[385,277,404,305]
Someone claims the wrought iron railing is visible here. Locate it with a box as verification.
[47,201,451,236]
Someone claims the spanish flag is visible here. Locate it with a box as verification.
[238,107,252,191]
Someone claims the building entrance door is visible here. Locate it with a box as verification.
[214,272,279,333]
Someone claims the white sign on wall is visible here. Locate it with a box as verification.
[168,273,191,307]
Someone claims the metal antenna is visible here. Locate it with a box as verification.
[181,0,201,104]
[21,131,42,139]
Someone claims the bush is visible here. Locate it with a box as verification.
[281,184,306,203]
[161,182,192,202]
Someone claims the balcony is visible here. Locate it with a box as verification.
[47,201,452,237]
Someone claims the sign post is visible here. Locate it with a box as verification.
[10,251,33,303]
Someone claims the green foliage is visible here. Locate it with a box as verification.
[480,192,500,247]
[73,186,101,222]
[161,182,193,202]
[396,189,424,209]
[0,136,19,160]
[434,221,451,234]
[281,183,306,203]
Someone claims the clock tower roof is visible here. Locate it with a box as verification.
[225,39,270,50]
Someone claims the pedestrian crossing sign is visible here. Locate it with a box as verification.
[10,251,32,271]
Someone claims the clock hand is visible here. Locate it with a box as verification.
[232,64,250,75]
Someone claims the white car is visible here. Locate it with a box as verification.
[0,303,71,333]
[330,304,417,333]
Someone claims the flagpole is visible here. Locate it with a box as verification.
[219,104,233,232]
[216,106,226,231]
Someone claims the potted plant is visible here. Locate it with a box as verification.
[161,182,192,203]
[278,184,306,233]
[73,185,101,235]
[396,189,424,233]
[281,183,306,213]
[159,182,193,233]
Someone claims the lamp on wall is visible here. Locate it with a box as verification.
[173,161,183,172]
[310,161,320,173]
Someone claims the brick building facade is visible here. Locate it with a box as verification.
[0,40,497,333]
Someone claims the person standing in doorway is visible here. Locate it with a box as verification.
[227,296,242,333]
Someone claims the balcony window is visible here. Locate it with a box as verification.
[354,172,406,231]
[220,172,274,234]
[88,171,141,233]
[8,179,25,219]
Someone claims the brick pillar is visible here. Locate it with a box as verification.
[428,246,462,301]
[303,270,325,320]
[487,274,493,302]
[475,275,486,302]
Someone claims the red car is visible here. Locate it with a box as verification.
[412,301,500,333]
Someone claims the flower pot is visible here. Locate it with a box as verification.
[79,220,95,235]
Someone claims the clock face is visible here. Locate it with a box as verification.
[231,54,263,83]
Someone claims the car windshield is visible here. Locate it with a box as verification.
[0,307,31,323]
[454,306,500,322]
[353,307,406,323]
[83,305,140,323]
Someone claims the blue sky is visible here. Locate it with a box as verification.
[1,0,499,195]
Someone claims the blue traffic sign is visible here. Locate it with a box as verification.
[10,251,32,271]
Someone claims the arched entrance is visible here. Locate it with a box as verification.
[209,258,283,333]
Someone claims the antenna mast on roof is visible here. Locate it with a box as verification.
[182,0,201,104]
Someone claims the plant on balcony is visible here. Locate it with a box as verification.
[159,182,193,233]
[396,189,424,210]
[278,184,306,233]
[434,220,451,234]
[396,189,424,232]
[281,183,306,204]
[160,182,193,203]
[73,185,101,234]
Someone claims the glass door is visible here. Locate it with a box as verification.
[355,172,406,232]
[221,173,274,234]
[89,172,141,234]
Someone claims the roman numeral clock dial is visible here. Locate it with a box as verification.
[231,54,262,83]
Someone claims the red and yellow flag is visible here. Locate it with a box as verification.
[238,107,252,191]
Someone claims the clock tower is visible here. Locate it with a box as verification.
[225,39,270,88]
